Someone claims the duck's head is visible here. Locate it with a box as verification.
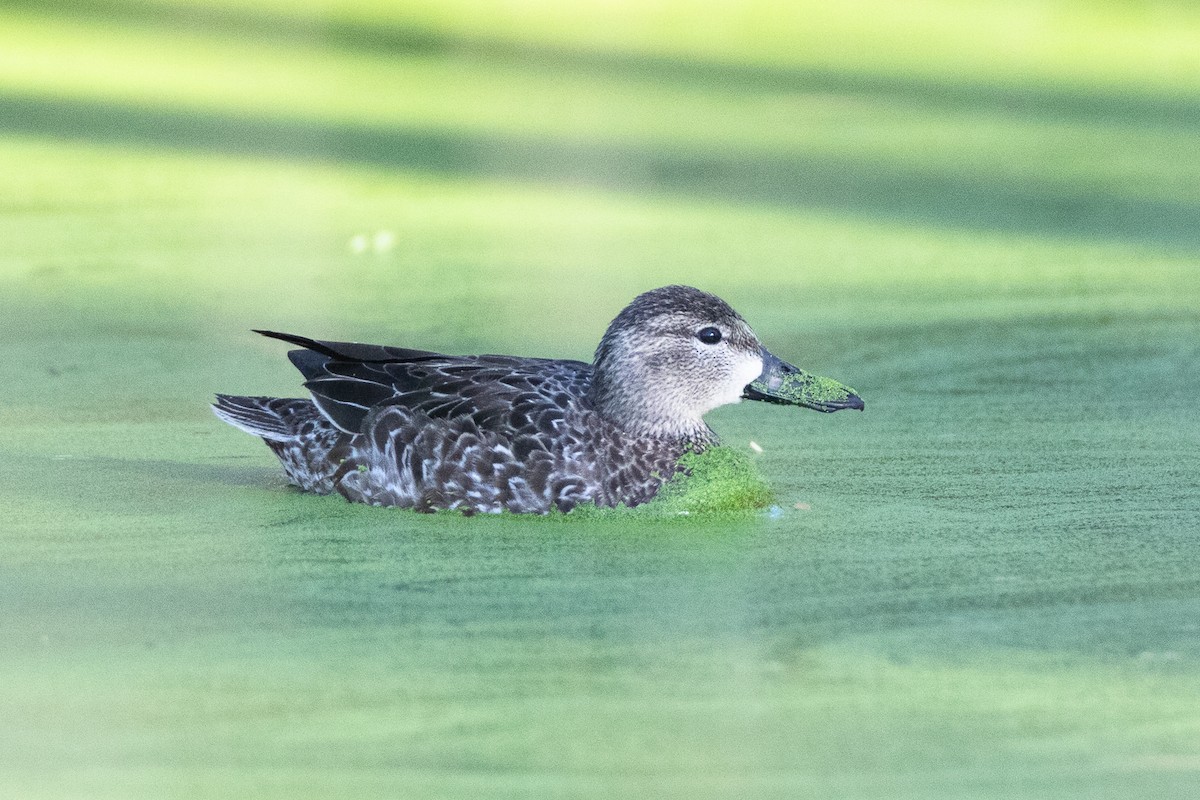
[590,285,863,440]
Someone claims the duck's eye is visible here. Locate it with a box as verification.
[696,326,723,345]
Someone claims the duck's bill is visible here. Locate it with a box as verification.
[743,349,865,412]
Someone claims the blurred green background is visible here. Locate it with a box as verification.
[2,1,1199,798]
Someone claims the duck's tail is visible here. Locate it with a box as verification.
[212,394,306,441]
[212,395,347,494]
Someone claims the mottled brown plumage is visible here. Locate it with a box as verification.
[213,285,862,513]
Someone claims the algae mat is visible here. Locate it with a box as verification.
[3,2,1200,798]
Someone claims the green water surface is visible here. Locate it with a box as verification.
[2,2,1200,798]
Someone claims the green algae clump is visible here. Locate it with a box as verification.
[748,370,857,408]
[565,447,772,518]
[645,446,774,514]
[787,372,853,404]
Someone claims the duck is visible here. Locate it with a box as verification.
[213,285,863,514]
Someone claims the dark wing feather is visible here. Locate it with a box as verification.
[258,330,593,434]
[286,349,331,380]
[303,375,398,432]
[256,329,442,363]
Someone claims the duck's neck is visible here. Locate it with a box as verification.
[589,372,716,446]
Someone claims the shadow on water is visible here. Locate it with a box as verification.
[3,92,1199,251]
[10,0,1200,131]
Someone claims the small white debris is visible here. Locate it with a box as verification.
[748,440,763,453]
[372,230,396,253]
[793,502,812,511]
[348,234,369,254]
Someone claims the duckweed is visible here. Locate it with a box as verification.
[565,447,773,517]
[750,371,858,406]
[649,446,774,513]
[10,5,1200,793]
[567,447,772,516]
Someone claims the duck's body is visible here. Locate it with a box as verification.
[215,351,702,513]
[214,286,862,514]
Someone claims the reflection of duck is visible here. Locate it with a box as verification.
[213,285,863,514]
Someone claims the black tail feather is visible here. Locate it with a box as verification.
[212,394,304,441]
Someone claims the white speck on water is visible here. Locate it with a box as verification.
[349,234,369,254]
[749,441,763,453]
[373,230,395,253]
[793,502,812,511]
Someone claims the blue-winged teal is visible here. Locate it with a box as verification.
[214,285,862,513]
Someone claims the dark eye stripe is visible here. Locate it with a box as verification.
[696,326,722,345]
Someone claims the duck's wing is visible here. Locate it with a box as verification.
[256,330,593,434]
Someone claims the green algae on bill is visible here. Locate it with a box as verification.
[745,368,864,413]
